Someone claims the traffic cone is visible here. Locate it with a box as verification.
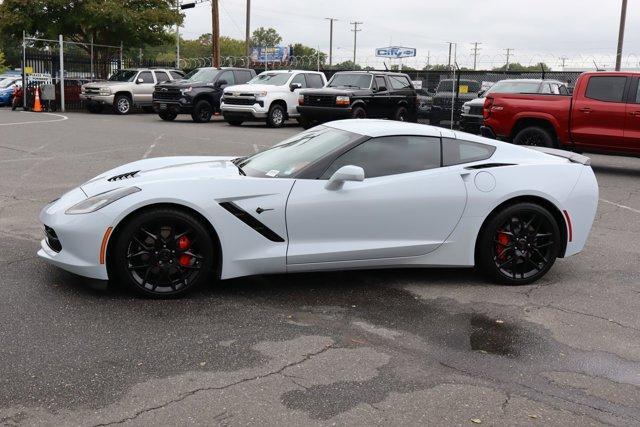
[33,87,43,112]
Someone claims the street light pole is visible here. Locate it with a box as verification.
[325,18,337,67]
[211,0,220,67]
[615,0,627,71]
[245,0,251,58]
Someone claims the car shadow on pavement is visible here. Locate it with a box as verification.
[590,164,640,178]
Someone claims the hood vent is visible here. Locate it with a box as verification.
[107,170,140,182]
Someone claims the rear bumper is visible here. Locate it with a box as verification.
[297,105,352,119]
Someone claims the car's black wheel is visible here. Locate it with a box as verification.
[111,208,216,298]
[114,94,132,115]
[351,106,367,119]
[227,119,243,126]
[393,105,409,121]
[159,111,178,121]
[513,126,554,148]
[297,116,314,130]
[477,203,561,285]
[191,100,213,123]
[266,103,286,128]
[87,104,104,114]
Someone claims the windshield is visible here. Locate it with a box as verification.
[436,80,481,93]
[487,80,542,94]
[0,78,16,88]
[328,73,372,89]
[183,68,220,83]
[247,72,292,86]
[108,70,138,82]
[236,126,362,178]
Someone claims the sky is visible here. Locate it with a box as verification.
[182,0,640,70]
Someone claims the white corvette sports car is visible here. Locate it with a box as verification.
[39,120,598,297]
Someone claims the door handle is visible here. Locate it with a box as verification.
[629,111,640,117]
[578,107,592,113]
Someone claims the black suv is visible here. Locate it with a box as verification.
[153,67,256,123]
[297,71,418,129]
[429,79,481,125]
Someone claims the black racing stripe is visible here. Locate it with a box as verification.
[464,163,515,170]
[219,202,285,243]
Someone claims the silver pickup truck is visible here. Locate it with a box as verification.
[80,68,184,114]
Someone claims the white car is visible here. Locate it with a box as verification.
[220,70,326,128]
[38,120,598,297]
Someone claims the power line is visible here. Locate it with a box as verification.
[350,21,362,65]
[471,42,482,70]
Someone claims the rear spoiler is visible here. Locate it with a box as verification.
[527,147,591,166]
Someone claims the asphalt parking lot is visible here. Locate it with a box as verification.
[1,108,639,426]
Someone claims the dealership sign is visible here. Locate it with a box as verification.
[250,46,290,63]
[375,46,417,58]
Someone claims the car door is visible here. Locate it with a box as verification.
[370,75,390,117]
[288,73,307,115]
[135,71,156,104]
[215,70,236,104]
[624,77,640,152]
[285,135,468,266]
[571,74,628,149]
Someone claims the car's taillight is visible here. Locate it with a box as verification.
[483,96,494,119]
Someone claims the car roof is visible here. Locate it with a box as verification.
[334,71,408,76]
[494,78,564,84]
[323,119,443,138]
[259,69,322,74]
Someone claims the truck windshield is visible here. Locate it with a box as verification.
[108,70,138,82]
[437,80,481,93]
[328,73,372,89]
[248,73,292,86]
[183,68,220,83]
[487,81,542,94]
[234,126,362,178]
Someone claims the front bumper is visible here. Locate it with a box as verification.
[152,99,192,114]
[459,114,483,134]
[80,94,115,105]
[297,105,352,119]
[220,102,268,119]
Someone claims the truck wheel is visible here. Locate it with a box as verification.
[191,100,213,123]
[513,126,554,148]
[159,111,178,121]
[114,95,132,115]
[393,105,409,121]
[267,104,286,128]
[351,106,367,119]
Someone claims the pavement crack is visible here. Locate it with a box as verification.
[92,344,334,426]
[542,304,640,333]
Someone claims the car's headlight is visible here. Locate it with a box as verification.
[254,91,268,98]
[336,96,350,106]
[462,105,470,114]
[65,187,141,215]
[181,87,193,94]
[99,87,111,95]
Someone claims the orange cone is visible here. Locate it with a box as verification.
[33,87,43,112]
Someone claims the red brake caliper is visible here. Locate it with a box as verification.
[496,231,510,260]
[177,236,192,266]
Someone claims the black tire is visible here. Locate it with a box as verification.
[393,105,409,121]
[297,116,314,130]
[113,94,132,115]
[513,126,554,148]
[191,100,213,123]
[142,106,155,113]
[227,119,243,126]
[477,202,561,285]
[351,106,367,119]
[110,208,216,298]
[266,103,286,128]
[87,104,104,114]
[159,111,178,121]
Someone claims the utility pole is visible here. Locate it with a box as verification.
[615,0,627,71]
[504,48,514,71]
[350,21,362,66]
[211,0,220,67]
[175,0,180,69]
[325,18,338,67]
[245,0,251,58]
[471,42,481,70]
[559,56,568,70]
[426,51,430,69]
[447,42,453,69]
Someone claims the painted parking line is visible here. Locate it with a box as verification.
[600,198,640,215]
[0,111,68,126]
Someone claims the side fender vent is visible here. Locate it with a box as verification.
[107,171,140,182]
[465,163,515,170]
[219,202,285,242]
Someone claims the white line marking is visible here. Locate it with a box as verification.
[600,199,640,215]
[142,134,163,159]
[0,111,68,126]
[253,144,260,153]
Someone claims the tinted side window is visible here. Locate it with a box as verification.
[154,71,171,83]
[235,70,253,84]
[138,71,154,83]
[558,84,569,95]
[170,71,184,80]
[306,73,324,88]
[218,71,235,86]
[291,73,307,88]
[375,76,387,91]
[635,81,640,104]
[389,75,412,90]
[585,76,627,102]
[321,136,441,179]
[442,138,496,166]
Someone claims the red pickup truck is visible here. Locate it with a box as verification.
[481,71,640,157]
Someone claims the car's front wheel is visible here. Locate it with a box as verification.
[111,208,216,298]
[477,202,561,285]
[114,94,132,115]
[191,100,213,123]
[513,126,554,147]
[393,105,409,121]
[267,104,286,128]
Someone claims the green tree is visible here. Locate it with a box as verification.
[333,60,361,71]
[291,43,326,70]
[0,51,6,74]
[0,0,181,53]
[492,62,551,72]
[251,27,282,48]
[423,64,450,71]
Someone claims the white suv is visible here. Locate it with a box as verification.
[220,70,326,127]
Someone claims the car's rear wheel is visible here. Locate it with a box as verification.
[159,111,178,121]
[191,100,213,123]
[513,126,554,147]
[351,106,367,119]
[114,94,132,115]
[111,208,215,298]
[267,104,286,128]
[477,203,561,285]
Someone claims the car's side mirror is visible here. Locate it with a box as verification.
[215,79,228,88]
[136,78,144,84]
[477,90,485,97]
[325,165,365,190]
[290,82,302,92]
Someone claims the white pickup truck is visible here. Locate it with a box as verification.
[220,70,326,127]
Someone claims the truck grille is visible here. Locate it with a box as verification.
[303,94,335,107]
[224,97,258,106]
[84,87,100,95]
[469,105,483,115]
[153,90,181,101]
